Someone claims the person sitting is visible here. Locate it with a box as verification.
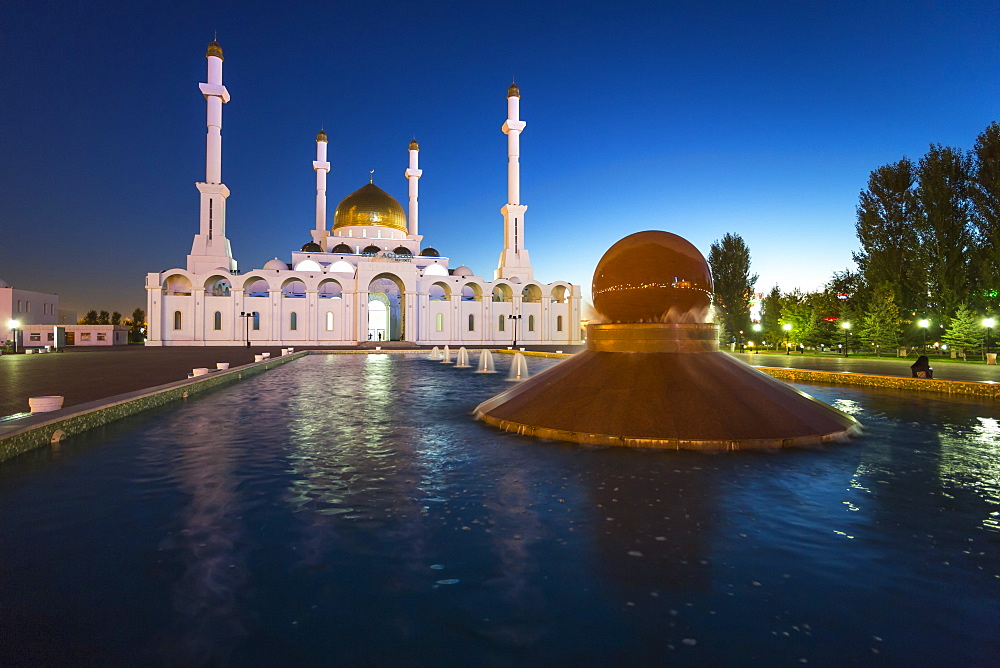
[911,355,933,379]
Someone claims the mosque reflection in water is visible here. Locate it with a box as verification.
[0,354,997,665]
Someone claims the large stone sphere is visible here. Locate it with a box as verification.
[592,230,713,323]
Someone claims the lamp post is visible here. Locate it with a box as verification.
[841,321,851,358]
[7,319,20,354]
[239,312,253,348]
[507,314,522,348]
[918,319,929,354]
[782,323,792,355]
[984,317,995,357]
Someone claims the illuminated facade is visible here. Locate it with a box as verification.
[146,41,581,347]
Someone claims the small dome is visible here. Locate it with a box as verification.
[507,81,520,98]
[452,265,473,277]
[393,246,413,256]
[331,243,352,254]
[333,183,407,232]
[409,139,419,151]
[508,276,522,284]
[301,242,323,252]
[263,258,288,271]
[316,129,328,143]
[361,245,381,255]
[419,247,440,257]
[206,40,224,60]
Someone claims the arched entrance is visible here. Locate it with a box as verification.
[366,274,405,342]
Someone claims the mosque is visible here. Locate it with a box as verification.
[145,41,582,347]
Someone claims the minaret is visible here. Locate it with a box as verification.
[496,82,532,280]
[405,139,422,238]
[311,129,331,247]
[187,39,236,274]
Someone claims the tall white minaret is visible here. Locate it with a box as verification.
[187,39,236,273]
[496,82,533,280]
[405,139,422,237]
[311,129,331,246]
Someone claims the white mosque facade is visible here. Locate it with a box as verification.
[145,41,582,347]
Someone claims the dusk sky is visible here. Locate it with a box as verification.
[2,0,998,316]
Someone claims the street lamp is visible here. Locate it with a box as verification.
[841,321,851,358]
[918,319,930,354]
[984,317,995,357]
[7,319,20,354]
[239,312,253,348]
[782,323,792,355]
[507,314,522,348]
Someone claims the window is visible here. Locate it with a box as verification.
[97,333,107,341]
[173,311,182,330]
[557,315,563,332]
[16,300,21,312]
[290,312,298,330]
[436,313,444,332]
[47,333,54,341]
[213,311,222,330]
[528,315,535,332]
[81,332,92,341]
[30,333,41,342]
[326,312,334,331]
[498,315,505,332]
[468,314,475,331]
[25,301,30,313]
[252,312,260,330]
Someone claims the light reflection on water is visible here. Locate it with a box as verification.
[0,353,997,665]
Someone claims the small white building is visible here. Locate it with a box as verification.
[1,277,59,345]
[19,324,129,348]
[145,41,582,347]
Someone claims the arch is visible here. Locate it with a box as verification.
[331,243,353,254]
[551,284,568,303]
[498,315,506,332]
[468,314,475,331]
[367,297,388,341]
[328,260,355,274]
[325,311,334,331]
[461,283,483,301]
[290,312,298,330]
[281,278,306,298]
[294,259,323,272]
[428,281,451,301]
[435,313,444,332]
[213,311,222,330]
[204,275,232,296]
[242,276,271,296]
[318,278,343,298]
[557,315,564,332]
[164,274,192,295]
[528,314,535,332]
[173,310,182,330]
[521,284,543,302]
[424,264,448,276]
[492,283,513,302]
[367,273,406,342]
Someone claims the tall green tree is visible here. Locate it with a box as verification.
[970,122,1000,312]
[916,144,974,320]
[129,307,146,343]
[81,310,99,325]
[708,233,758,341]
[111,311,122,325]
[853,158,920,310]
[860,283,902,356]
[941,304,984,360]
[760,285,783,349]
[97,310,110,325]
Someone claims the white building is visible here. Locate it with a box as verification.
[1,277,59,341]
[146,41,581,347]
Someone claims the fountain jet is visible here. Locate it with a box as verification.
[476,230,860,450]
[506,353,530,381]
[428,346,442,361]
[455,347,471,368]
[475,349,497,373]
[440,345,452,364]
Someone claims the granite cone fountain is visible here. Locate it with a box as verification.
[475,230,861,450]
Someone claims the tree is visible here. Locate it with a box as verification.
[128,307,146,343]
[860,283,902,356]
[916,144,974,320]
[708,233,758,342]
[111,311,122,325]
[970,122,1000,312]
[760,285,783,349]
[941,304,984,360]
[80,310,99,325]
[97,310,110,325]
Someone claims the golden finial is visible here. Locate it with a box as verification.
[409,139,419,151]
[317,128,328,143]
[206,39,224,60]
[507,80,520,98]
[369,169,374,184]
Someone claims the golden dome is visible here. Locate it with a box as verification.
[507,82,520,98]
[409,139,419,151]
[333,183,407,233]
[206,40,224,60]
[317,129,328,143]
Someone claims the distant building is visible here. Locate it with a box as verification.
[19,324,128,348]
[145,41,582,347]
[0,277,59,338]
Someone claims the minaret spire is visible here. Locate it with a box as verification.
[311,129,331,247]
[405,139,422,238]
[496,81,532,280]
[187,38,236,274]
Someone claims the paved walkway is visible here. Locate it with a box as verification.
[2,345,996,417]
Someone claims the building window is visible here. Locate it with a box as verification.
[498,315,505,332]
[25,301,30,313]
[213,311,222,330]
[326,312,334,331]
[528,315,535,332]
[81,332,92,341]
[557,315,563,332]
[16,300,21,312]
[290,312,298,331]
[47,333,54,341]
[468,314,475,331]
[97,333,107,341]
[173,311,182,330]
[252,312,260,330]
[436,313,444,332]
[30,333,41,342]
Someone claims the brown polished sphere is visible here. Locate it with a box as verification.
[592,230,713,323]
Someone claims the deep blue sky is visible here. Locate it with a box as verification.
[2,0,998,315]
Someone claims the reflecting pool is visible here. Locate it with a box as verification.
[1,354,998,665]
